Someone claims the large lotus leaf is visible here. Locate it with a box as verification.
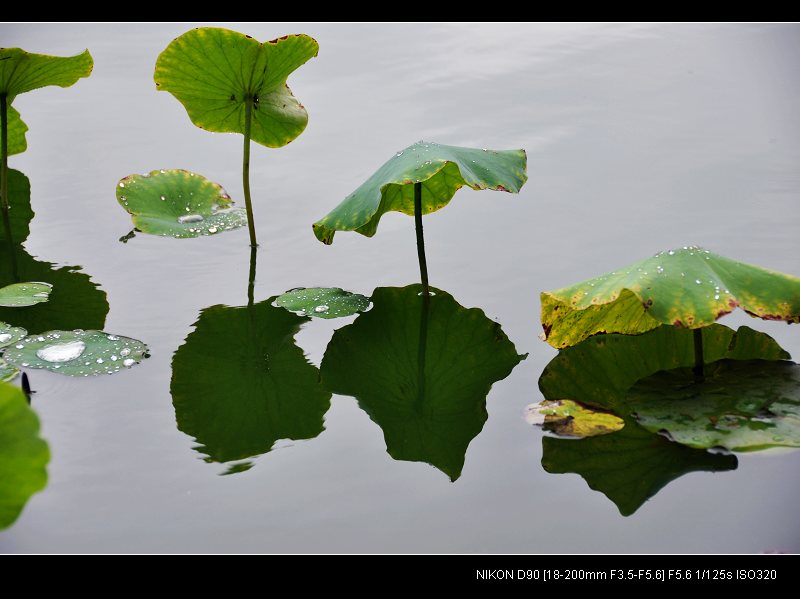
[541,246,800,348]
[3,330,147,376]
[0,322,26,348]
[321,285,524,481]
[538,324,789,413]
[154,28,318,148]
[171,298,331,465]
[0,169,33,245]
[629,360,800,451]
[313,141,528,244]
[274,287,371,319]
[526,399,625,438]
[542,416,737,516]
[0,247,108,334]
[0,106,27,158]
[116,169,247,238]
[0,281,51,307]
[0,48,93,103]
[0,381,48,530]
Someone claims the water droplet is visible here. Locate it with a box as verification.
[668,250,675,255]
[0,333,11,343]
[96,358,104,364]
[314,305,329,313]
[123,358,135,367]
[714,294,720,300]
[695,279,701,284]
[120,348,131,357]
[15,344,23,349]
[208,226,218,234]
[178,214,204,224]
[160,195,166,201]
[119,182,125,188]
[107,335,119,341]
[35,340,86,363]
[110,355,118,361]
[395,151,403,157]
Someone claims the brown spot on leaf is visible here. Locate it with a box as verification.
[673,319,685,327]
[496,184,510,192]
[642,299,653,310]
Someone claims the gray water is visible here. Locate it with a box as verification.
[0,22,798,553]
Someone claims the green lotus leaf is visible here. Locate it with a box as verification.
[0,107,27,158]
[116,169,247,239]
[0,322,27,348]
[154,28,318,148]
[171,298,331,466]
[3,330,148,376]
[0,281,51,307]
[542,416,737,516]
[539,324,790,413]
[526,399,624,438]
[274,287,371,319]
[321,285,524,481]
[536,324,787,515]
[630,360,800,451]
[0,359,18,382]
[313,141,528,244]
[0,381,48,530]
[0,47,93,103]
[541,246,800,348]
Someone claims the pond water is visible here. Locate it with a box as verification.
[0,22,798,553]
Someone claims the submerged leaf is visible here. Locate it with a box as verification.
[0,382,48,530]
[0,169,34,245]
[541,246,800,348]
[0,47,93,102]
[0,322,27,349]
[526,399,624,438]
[154,28,318,148]
[321,285,524,481]
[171,298,331,465]
[3,330,148,376]
[0,107,27,158]
[313,141,528,244]
[630,360,800,451]
[0,282,52,307]
[116,169,247,239]
[274,287,370,319]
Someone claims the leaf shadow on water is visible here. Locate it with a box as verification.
[320,284,525,481]
[536,324,796,515]
[0,169,108,333]
[170,295,332,473]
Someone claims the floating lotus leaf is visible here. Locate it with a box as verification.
[0,381,48,530]
[0,282,51,307]
[154,28,318,148]
[3,330,148,376]
[116,169,247,238]
[630,360,800,451]
[541,246,800,348]
[0,322,26,348]
[0,359,19,383]
[274,287,370,319]
[313,141,528,244]
[526,399,624,438]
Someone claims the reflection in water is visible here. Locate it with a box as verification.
[0,169,108,333]
[536,324,793,515]
[321,284,525,481]
[170,293,331,470]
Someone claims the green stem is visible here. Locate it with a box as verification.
[242,95,257,248]
[693,328,704,382]
[247,245,257,308]
[414,182,429,296]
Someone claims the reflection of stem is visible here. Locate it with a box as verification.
[22,372,31,405]
[692,328,704,382]
[247,245,257,308]
[0,94,17,280]
[414,182,429,296]
[416,292,430,410]
[242,95,258,248]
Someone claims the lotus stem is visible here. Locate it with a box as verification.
[242,95,257,248]
[693,328,704,382]
[414,182,429,296]
[0,94,18,280]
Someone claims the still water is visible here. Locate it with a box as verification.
[0,22,798,552]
